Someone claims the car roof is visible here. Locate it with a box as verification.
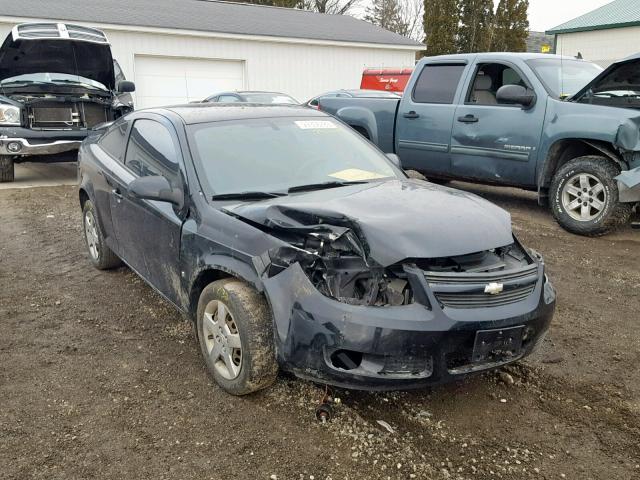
[154,103,328,125]
[213,91,293,96]
[419,52,585,64]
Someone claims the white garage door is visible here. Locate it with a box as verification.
[134,55,245,109]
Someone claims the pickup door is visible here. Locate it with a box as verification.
[449,60,545,186]
[396,62,469,177]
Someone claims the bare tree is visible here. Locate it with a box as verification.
[299,0,361,14]
[396,0,424,40]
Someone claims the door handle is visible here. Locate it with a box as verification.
[403,111,420,119]
[457,114,478,123]
[111,188,123,200]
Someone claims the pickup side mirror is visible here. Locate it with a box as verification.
[129,176,183,208]
[116,80,136,93]
[496,84,536,108]
[386,153,402,168]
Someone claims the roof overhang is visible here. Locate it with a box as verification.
[547,21,640,35]
[0,16,423,51]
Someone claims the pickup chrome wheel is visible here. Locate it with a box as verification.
[561,173,606,222]
[196,279,278,395]
[81,199,121,269]
[550,155,632,236]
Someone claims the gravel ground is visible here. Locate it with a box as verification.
[1,182,639,480]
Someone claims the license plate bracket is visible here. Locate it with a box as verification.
[472,326,524,363]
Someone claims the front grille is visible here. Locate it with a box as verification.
[426,263,539,309]
[435,284,536,309]
[17,23,60,38]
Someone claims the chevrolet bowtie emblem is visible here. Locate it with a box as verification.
[484,282,504,295]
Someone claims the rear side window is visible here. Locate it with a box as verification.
[99,121,128,160]
[218,95,240,102]
[412,64,466,104]
[125,119,180,187]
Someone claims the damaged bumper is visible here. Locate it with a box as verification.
[0,137,82,156]
[262,259,556,391]
[616,166,640,203]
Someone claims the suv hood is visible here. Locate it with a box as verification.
[0,23,115,90]
[224,179,513,266]
[570,53,640,104]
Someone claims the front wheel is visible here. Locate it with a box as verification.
[0,156,14,182]
[82,200,121,269]
[550,155,632,236]
[196,279,278,395]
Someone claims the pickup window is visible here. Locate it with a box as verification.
[467,63,527,105]
[412,64,466,104]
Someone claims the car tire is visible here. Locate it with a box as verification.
[0,156,14,183]
[196,279,278,395]
[82,199,121,269]
[550,155,632,236]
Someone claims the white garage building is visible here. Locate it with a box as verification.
[546,0,640,67]
[0,0,421,108]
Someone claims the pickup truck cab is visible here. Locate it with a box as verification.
[0,23,135,182]
[319,53,640,236]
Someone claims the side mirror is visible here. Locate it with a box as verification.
[386,153,402,168]
[117,80,136,93]
[129,176,183,208]
[496,84,536,108]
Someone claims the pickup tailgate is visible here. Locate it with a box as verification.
[318,97,400,153]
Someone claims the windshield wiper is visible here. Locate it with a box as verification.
[287,180,369,193]
[211,191,287,200]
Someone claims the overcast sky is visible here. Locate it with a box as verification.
[517,0,612,32]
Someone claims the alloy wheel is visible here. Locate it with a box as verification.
[202,300,243,380]
[561,173,607,222]
[84,210,100,260]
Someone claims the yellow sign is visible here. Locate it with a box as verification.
[541,44,551,53]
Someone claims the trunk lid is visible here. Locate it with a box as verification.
[0,23,115,90]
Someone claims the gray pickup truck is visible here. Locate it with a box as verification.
[319,52,640,236]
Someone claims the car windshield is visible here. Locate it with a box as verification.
[527,58,603,99]
[242,93,299,104]
[188,116,399,197]
[0,72,108,91]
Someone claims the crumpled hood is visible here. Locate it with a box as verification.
[0,23,115,90]
[224,179,513,266]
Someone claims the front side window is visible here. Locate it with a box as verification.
[467,63,527,105]
[125,119,180,187]
[188,117,400,197]
[412,64,466,104]
[99,120,129,160]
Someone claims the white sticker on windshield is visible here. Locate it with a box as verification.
[294,120,337,129]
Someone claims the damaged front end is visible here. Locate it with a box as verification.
[244,206,555,390]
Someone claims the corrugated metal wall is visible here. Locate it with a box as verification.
[555,26,640,67]
[0,21,417,103]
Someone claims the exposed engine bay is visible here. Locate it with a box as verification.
[249,210,532,308]
[8,93,113,129]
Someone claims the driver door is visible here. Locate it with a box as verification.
[111,115,187,305]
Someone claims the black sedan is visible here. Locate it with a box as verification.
[78,104,556,395]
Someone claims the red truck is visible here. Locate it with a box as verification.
[360,67,413,93]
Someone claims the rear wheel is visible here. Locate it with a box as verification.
[196,279,278,395]
[82,200,121,269]
[550,155,632,236]
[0,156,14,182]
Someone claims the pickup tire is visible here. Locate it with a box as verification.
[196,279,278,395]
[550,155,632,236]
[0,156,14,182]
[82,200,121,269]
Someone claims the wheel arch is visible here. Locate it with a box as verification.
[539,138,626,190]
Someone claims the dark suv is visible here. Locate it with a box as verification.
[78,104,556,395]
[0,23,135,182]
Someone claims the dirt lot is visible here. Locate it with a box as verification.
[1,182,639,480]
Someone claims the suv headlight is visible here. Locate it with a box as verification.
[0,105,20,125]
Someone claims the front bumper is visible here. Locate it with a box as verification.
[263,262,556,391]
[0,137,82,156]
